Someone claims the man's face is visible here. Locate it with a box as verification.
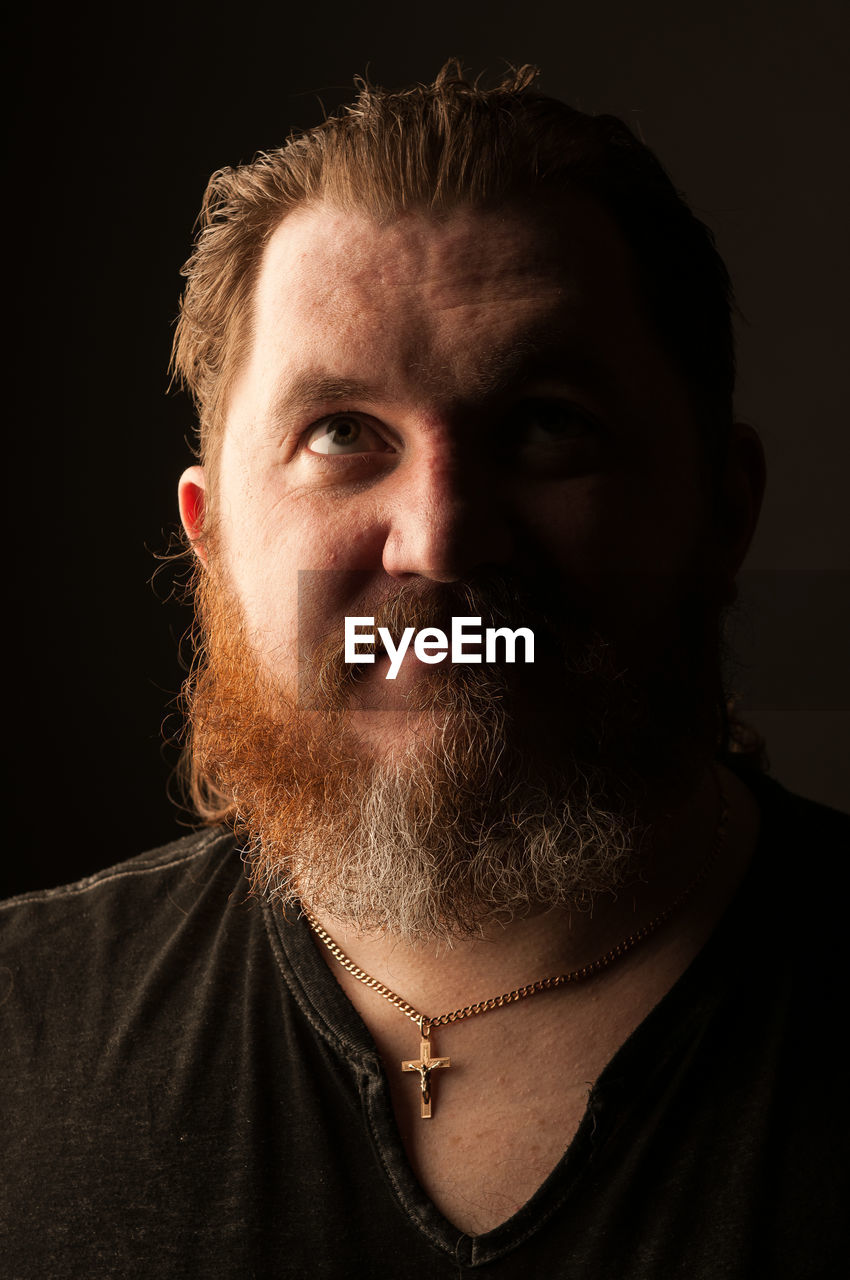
[193,196,708,731]
[179,195,735,940]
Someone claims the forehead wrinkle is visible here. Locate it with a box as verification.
[253,206,630,422]
[408,319,619,411]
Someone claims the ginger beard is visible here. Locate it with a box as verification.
[184,548,726,945]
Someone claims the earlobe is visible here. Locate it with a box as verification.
[178,466,208,564]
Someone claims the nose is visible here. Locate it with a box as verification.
[381,448,515,583]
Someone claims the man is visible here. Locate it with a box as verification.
[2,63,847,1277]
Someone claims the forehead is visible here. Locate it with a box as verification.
[258,197,609,310]
[236,196,670,415]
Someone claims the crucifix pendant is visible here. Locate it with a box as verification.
[401,1019,451,1119]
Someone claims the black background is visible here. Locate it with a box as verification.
[5,0,848,898]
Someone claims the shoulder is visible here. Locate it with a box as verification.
[0,827,242,968]
[732,764,849,850]
[727,766,849,977]
[0,827,258,1086]
[1,825,237,910]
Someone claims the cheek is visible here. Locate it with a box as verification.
[522,468,707,630]
[215,474,388,680]
[566,461,705,572]
[518,476,663,576]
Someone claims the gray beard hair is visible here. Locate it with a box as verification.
[244,733,644,947]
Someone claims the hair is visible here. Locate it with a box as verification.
[170,60,736,488]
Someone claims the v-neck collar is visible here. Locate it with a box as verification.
[258,771,783,1267]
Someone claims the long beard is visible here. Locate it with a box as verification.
[184,563,725,944]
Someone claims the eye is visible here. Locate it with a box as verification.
[514,398,599,445]
[306,414,391,456]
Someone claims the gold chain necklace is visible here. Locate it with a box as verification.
[304,778,728,1119]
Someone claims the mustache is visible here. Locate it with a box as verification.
[297,569,615,709]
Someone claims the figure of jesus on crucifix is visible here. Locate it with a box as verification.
[402,1023,451,1119]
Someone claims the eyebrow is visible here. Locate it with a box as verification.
[271,372,381,419]
[470,331,614,399]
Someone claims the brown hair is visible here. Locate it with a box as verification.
[170,60,736,492]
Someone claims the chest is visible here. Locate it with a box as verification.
[382,999,621,1235]
[398,1086,591,1235]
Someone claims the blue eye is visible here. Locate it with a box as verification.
[306,415,388,455]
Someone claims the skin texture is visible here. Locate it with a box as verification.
[178,196,766,1233]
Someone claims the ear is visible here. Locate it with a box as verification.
[715,421,766,587]
[178,466,209,565]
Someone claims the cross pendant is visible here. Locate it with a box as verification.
[401,1021,451,1119]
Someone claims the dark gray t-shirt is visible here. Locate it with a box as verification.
[1,772,847,1278]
